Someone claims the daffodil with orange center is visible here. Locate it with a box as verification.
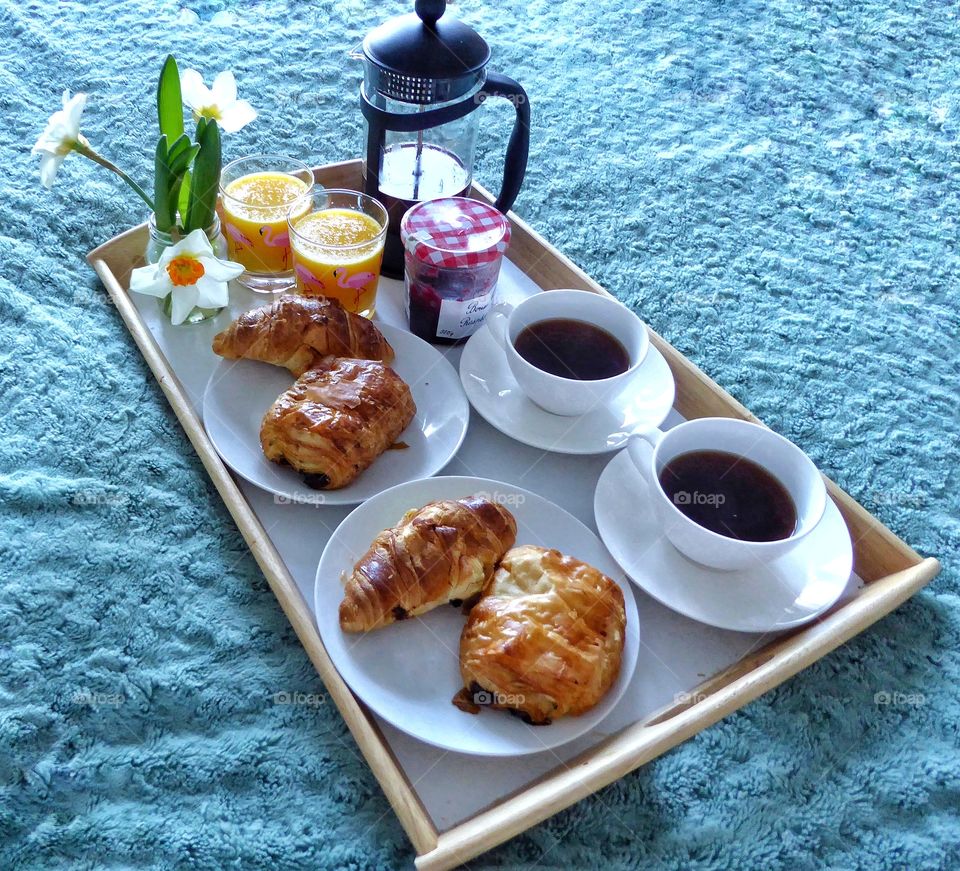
[129,229,244,324]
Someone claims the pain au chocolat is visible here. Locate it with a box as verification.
[260,356,415,489]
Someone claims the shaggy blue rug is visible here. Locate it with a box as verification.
[2,0,958,868]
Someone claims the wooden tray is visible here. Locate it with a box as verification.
[88,159,940,869]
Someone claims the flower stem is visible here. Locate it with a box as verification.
[74,140,155,212]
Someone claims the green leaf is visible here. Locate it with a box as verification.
[157,55,184,146]
[177,171,192,226]
[169,142,200,178]
[153,135,174,232]
[166,133,192,166]
[185,119,221,232]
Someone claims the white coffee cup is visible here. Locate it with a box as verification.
[627,418,828,570]
[486,289,650,416]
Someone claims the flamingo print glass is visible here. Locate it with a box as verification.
[287,189,388,318]
[219,155,314,294]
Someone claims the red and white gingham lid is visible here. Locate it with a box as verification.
[400,197,511,268]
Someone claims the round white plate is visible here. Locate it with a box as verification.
[459,321,675,455]
[202,324,469,506]
[594,450,854,633]
[314,476,640,756]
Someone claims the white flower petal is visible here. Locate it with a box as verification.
[196,255,244,282]
[180,69,210,111]
[211,70,237,106]
[64,92,86,133]
[178,229,216,259]
[155,229,214,267]
[194,274,229,308]
[129,264,172,298]
[218,99,257,133]
[38,153,63,188]
[170,286,200,325]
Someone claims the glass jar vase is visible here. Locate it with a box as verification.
[145,214,229,324]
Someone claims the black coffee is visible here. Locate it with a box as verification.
[658,450,797,542]
[513,318,630,381]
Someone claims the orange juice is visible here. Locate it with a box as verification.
[289,208,386,316]
[221,172,310,274]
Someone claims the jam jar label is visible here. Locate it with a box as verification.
[435,291,495,340]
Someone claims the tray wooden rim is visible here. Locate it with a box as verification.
[87,158,940,871]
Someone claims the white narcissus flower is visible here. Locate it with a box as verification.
[32,90,88,188]
[180,69,257,133]
[129,229,243,325]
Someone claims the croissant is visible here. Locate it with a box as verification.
[338,496,518,632]
[453,545,626,725]
[212,295,395,376]
[260,356,416,489]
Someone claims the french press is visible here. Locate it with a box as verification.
[358,0,530,277]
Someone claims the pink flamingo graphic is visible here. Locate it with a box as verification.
[260,225,291,268]
[224,221,253,249]
[294,263,326,295]
[333,266,376,310]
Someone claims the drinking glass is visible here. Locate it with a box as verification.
[219,155,314,293]
[287,189,388,318]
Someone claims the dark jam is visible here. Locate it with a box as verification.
[513,318,630,380]
[405,256,501,344]
[658,450,798,542]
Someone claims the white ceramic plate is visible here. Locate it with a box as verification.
[314,476,640,756]
[459,321,675,455]
[594,450,855,633]
[202,324,469,506]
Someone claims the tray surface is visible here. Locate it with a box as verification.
[87,162,939,871]
[106,251,863,830]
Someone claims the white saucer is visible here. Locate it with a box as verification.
[594,450,855,633]
[202,324,469,506]
[314,475,640,756]
[459,322,675,455]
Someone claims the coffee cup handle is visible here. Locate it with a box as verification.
[626,428,665,484]
[486,303,513,348]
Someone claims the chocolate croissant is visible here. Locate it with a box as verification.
[338,496,518,633]
[212,295,395,376]
[453,545,626,725]
[260,357,415,489]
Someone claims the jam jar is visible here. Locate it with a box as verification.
[400,197,511,344]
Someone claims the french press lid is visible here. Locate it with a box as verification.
[362,0,491,104]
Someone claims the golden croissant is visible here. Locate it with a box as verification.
[260,356,416,489]
[338,496,518,632]
[212,295,395,376]
[453,545,626,725]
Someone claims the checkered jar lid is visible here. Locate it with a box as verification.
[400,197,511,268]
